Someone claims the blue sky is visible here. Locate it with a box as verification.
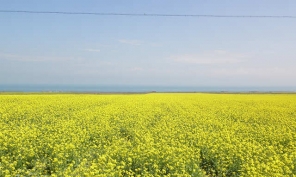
[1,0,296,86]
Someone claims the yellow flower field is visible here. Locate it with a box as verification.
[0,93,296,176]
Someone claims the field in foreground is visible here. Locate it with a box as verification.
[0,93,296,176]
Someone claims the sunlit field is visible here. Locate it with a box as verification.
[0,93,295,176]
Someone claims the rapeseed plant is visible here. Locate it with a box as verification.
[0,93,295,176]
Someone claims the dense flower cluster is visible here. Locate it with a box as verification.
[0,93,295,176]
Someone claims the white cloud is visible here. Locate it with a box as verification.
[171,50,246,64]
[119,39,141,46]
[84,49,101,52]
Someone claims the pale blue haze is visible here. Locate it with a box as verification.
[1,1,296,89]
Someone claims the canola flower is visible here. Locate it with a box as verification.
[0,93,296,176]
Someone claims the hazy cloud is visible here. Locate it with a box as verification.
[130,67,144,71]
[119,39,141,46]
[84,49,101,52]
[0,53,75,62]
[149,42,163,47]
[171,50,246,64]
[209,67,296,77]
